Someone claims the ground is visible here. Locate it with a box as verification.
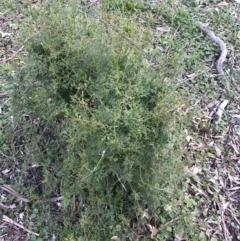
[0,0,240,240]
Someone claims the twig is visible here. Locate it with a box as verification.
[158,217,179,231]
[2,215,39,236]
[219,200,230,241]
[0,185,30,203]
[0,150,16,161]
[116,175,127,191]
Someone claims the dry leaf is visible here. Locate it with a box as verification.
[0,31,12,38]
[221,201,229,212]
[187,73,196,79]
[156,27,170,32]
[146,224,158,239]
[231,144,239,154]
[2,169,10,174]
[209,141,214,147]
[9,204,16,209]
[186,135,192,142]
[217,1,228,6]
[204,101,220,110]
[19,212,25,219]
[233,115,240,119]
[214,145,222,157]
[189,165,202,175]
[111,236,120,241]
[206,185,214,195]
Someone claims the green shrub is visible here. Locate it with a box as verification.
[8,1,192,240]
